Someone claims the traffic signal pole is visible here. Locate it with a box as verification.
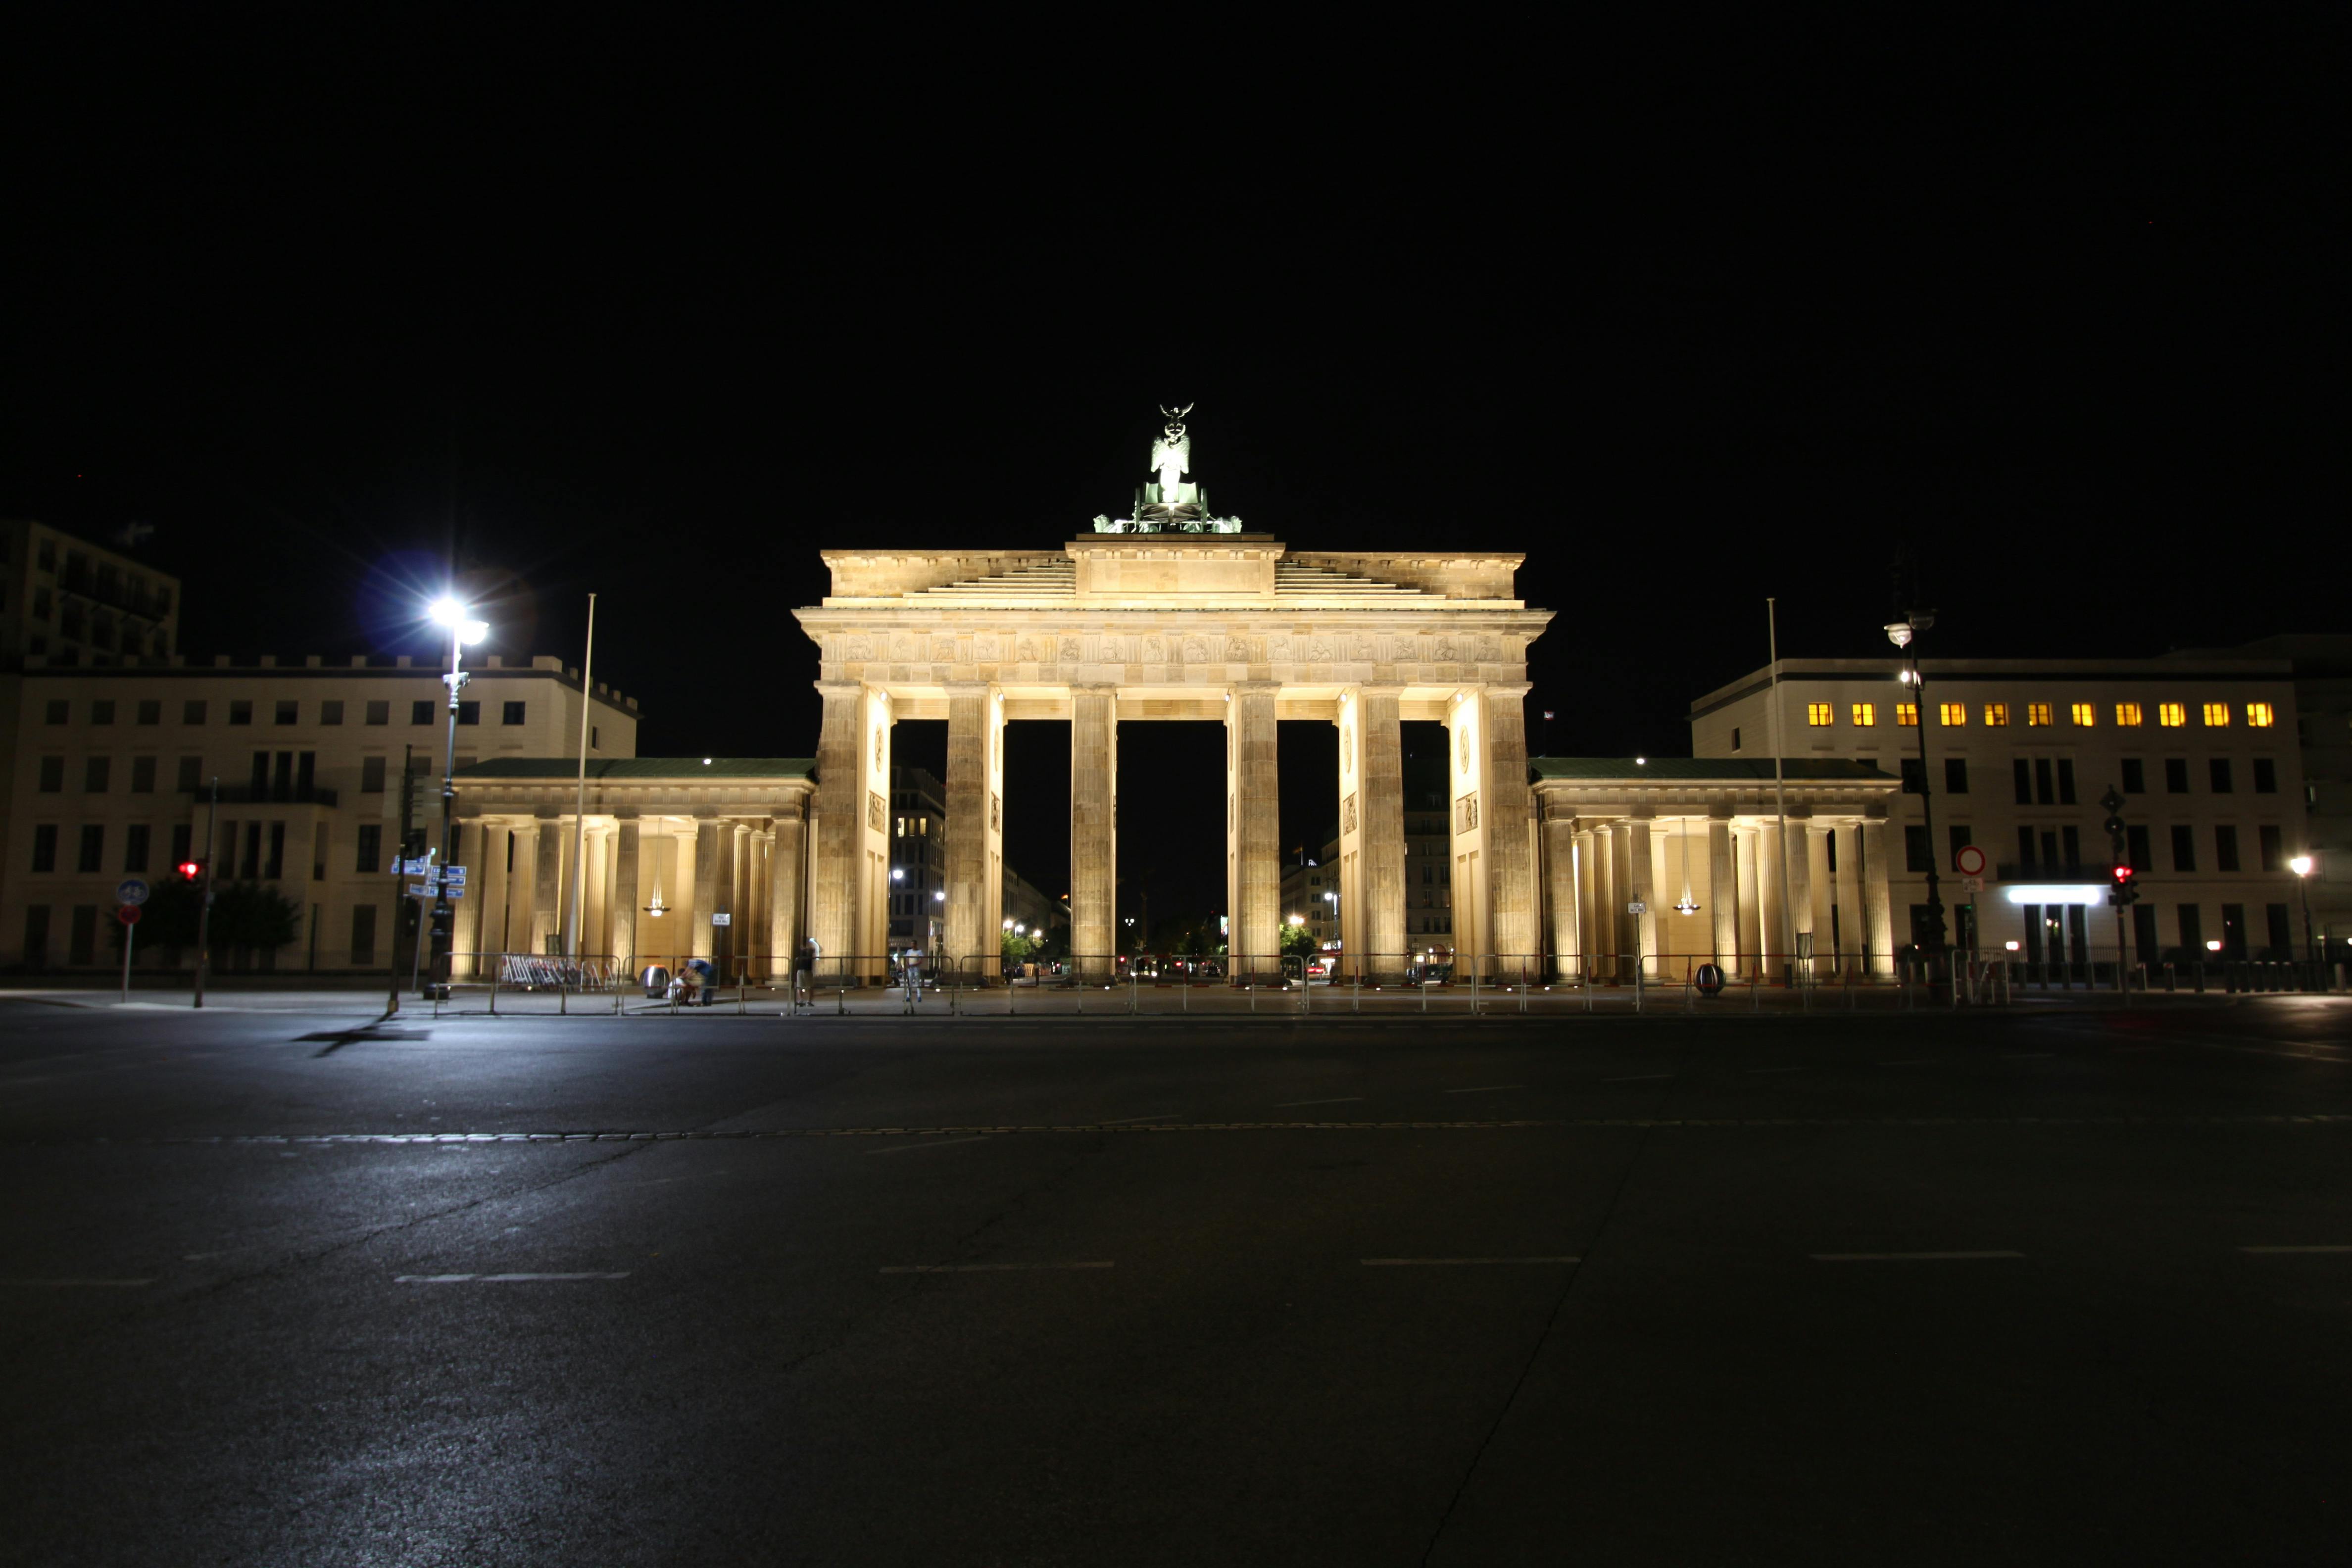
[2103,785,2139,1003]
[194,776,217,1010]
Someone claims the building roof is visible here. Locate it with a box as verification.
[1530,757,1894,783]
[455,757,814,781]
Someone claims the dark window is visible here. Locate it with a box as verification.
[351,904,378,967]
[1944,758,1968,794]
[275,699,297,725]
[136,699,160,725]
[1905,826,1931,873]
[35,538,53,569]
[83,756,110,793]
[2061,826,2081,866]
[2016,825,2036,868]
[77,824,105,873]
[124,824,149,874]
[2057,758,2076,805]
[1730,726,1741,751]
[361,756,387,793]
[411,700,434,725]
[43,698,67,724]
[2214,826,2240,873]
[264,822,285,881]
[1948,825,1972,868]
[171,824,191,866]
[2132,904,2158,963]
[2121,758,2146,793]
[590,725,599,750]
[2177,903,2203,955]
[69,906,96,965]
[2266,903,2293,958]
[2252,758,2276,794]
[2171,825,2197,872]
[130,757,156,793]
[365,699,390,725]
[2012,758,2032,804]
[183,699,206,725]
[2127,825,2151,873]
[241,822,261,880]
[2165,758,2190,794]
[228,700,252,725]
[1900,758,1924,793]
[2258,826,2283,872]
[2220,903,2247,961]
[1908,904,1936,948]
[320,700,344,726]
[2034,757,2055,805]
[249,752,269,796]
[31,825,58,872]
[357,824,382,874]
[176,756,200,792]
[37,757,63,792]
[502,701,526,725]
[22,905,49,968]
[91,699,115,725]
[2209,758,2232,793]
[456,701,480,726]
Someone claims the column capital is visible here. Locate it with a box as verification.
[1476,682,1533,702]
[1343,683,1406,700]
[814,680,869,700]
[1228,680,1280,697]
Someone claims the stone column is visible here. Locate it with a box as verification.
[768,808,804,977]
[477,824,507,960]
[1807,824,1835,978]
[1630,816,1659,979]
[1070,685,1118,979]
[1594,823,1619,978]
[1607,821,1634,980]
[1756,820,1785,980]
[531,818,561,957]
[582,826,607,958]
[810,683,865,980]
[1229,683,1280,978]
[1576,825,1602,978]
[942,684,1002,983]
[1833,822,1865,977]
[1862,814,1896,976]
[1476,688,1536,979]
[1354,687,1407,981]
[1709,814,1738,967]
[451,820,482,969]
[610,815,639,967]
[1543,806,1580,981]
[1735,826,1761,979]
[692,817,722,963]
[1783,814,1814,975]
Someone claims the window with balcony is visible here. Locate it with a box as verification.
[1983,703,2010,727]
[2026,702,2052,727]
[1851,703,1875,727]
[1806,702,1833,727]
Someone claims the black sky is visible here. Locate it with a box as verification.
[5,13,2338,922]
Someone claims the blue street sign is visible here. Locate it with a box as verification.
[117,879,150,906]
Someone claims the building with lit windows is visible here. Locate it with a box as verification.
[1687,654,2311,969]
[0,520,180,670]
[0,653,639,973]
[886,766,947,956]
[1279,833,1341,950]
[1402,750,1454,955]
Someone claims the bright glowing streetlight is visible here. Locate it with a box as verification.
[423,594,486,996]
[2290,854,2318,980]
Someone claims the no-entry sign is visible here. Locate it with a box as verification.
[117,905,142,926]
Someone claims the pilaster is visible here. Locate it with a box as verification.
[1229,682,1280,975]
[1070,685,1118,978]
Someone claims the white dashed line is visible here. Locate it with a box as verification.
[1811,1251,2024,1262]
[881,1261,1114,1274]
[1362,1256,1579,1267]
[395,1272,630,1283]
[866,1136,991,1155]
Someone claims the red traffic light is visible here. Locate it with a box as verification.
[177,861,201,880]
[2111,864,2135,883]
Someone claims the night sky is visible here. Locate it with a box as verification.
[7,16,2334,926]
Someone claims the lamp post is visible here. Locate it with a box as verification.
[1885,611,1947,979]
[2289,855,2318,986]
[426,597,487,994]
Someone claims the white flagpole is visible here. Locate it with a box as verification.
[566,593,596,959]
[1768,597,1797,982]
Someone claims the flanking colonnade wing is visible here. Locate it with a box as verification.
[793,536,1554,982]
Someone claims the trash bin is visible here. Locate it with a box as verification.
[641,965,670,999]
[1695,962,1724,998]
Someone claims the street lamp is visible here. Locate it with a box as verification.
[425,596,487,994]
[2290,855,2318,982]
[1885,609,1947,976]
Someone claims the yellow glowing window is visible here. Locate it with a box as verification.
[1896,704,1918,727]
[2115,702,2143,727]
[2245,702,2274,728]
[2070,702,2096,727]
[1939,703,1967,727]
[2025,702,2053,727]
[1852,703,1876,727]
[2158,703,2185,728]
[2202,702,2230,727]
[1806,702,1833,727]
[1983,703,2010,727]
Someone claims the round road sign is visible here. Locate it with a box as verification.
[116,905,143,926]
[1953,844,1988,878]
[117,878,150,906]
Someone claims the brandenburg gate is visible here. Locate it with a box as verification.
[793,411,1554,980]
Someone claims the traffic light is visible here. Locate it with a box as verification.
[175,859,203,881]
[2108,863,2141,908]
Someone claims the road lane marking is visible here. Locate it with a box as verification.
[1099,1114,1181,1125]
[1,1277,154,1288]
[1362,1256,1579,1267]
[1602,1074,1672,1082]
[2241,1245,2352,1255]
[881,1261,1113,1274]
[1275,1096,1365,1107]
[1811,1251,2024,1262]
[394,1272,631,1283]
[1444,1084,1524,1094]
[866,1136,991,1155]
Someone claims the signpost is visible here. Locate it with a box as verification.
[1953,845,1987,879]
[116,902,143,1002]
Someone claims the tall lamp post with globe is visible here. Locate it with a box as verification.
[427,597,488,994]
[1885,610,1947,979]
[2289,855,2318,987]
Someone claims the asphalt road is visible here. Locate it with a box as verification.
[3,994,2350,1566]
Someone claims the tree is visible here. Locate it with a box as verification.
[1001,929,1037,966]
[1280,920,1317,959]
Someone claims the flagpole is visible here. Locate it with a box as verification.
[1767,598,1797,983]
[566,593,596,960]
